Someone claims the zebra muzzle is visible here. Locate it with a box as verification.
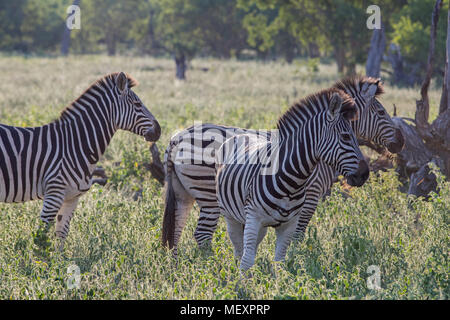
[346,159,369,187]
[386,128,405,154]
[144,120,161,142]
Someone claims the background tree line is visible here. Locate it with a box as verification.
[0,0,448,84]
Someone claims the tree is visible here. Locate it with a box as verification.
[68,0,143,55]
[61,0,80,56]
[0,0,68,53]
[238,0,381,74]
[130,0,247,79]
[372,0,450,198]
[439,4,450,115]
[390,0,448,85]
[366,23,386,78]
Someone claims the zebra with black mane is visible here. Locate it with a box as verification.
[162,76,404,257]
[215,89,368,271]
[0,72,160,250]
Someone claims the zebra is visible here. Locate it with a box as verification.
[0,72,161,250]
[215,90,368,271]
[161,76,404,257]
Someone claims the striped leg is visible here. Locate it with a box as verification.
[40,190,65,225]
[274,218,298,262]
[294,195,320,241]
[194,206,221,247]
[55,197,80,251]
[256,226,268,250]
[241,214,263,272]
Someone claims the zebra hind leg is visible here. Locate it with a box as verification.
[55,197,80,252]
[256,226,268,251]
[194,207,221,249]
[274,218,299,263]
[240,214,263,273]
[225,217,244,261]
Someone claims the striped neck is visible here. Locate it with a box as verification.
[273,112,324,191]
[56,77,119,164]
[276,88,352,141]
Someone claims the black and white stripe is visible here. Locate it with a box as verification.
[215,90,367,271]
[162,76,404,257]
[0,72,160,249]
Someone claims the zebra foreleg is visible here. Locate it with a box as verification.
[274,218,298,262]
[294,197,320,241]
[55,197,80,252]
[40,190,65,227]
[34,191,65,252]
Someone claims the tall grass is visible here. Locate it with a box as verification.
[0,56,447,299]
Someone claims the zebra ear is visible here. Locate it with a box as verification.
[362,80,380,99]
[116,72,128,94]
[327,93,343,121]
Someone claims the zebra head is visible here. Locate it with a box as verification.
[319,92,369,187]
[113,72,161,142]
[336,76,404,154]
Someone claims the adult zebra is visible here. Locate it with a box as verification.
[0,72,161,250]
[216,90,368,271]
[162,76,404,257]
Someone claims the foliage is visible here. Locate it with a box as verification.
[390,0,448,83]
[237,0,404,73]
[0,0,447,84]
[0,0,69,53]
[0,56,447,299]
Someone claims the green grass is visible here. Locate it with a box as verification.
[0,55,448,299]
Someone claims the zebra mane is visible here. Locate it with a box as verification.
[333,74,385,98]
[276,88,356,134]
[57,72,138,121]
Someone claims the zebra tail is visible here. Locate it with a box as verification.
[162,157,176,250]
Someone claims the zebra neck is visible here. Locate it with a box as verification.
[57,104,117,165]
[273,120,321,193]
[351,118,364,140]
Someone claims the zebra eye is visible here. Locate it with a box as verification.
[377,110,386,116]
[341,133,352,142]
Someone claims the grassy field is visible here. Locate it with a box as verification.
[0,55,448,299]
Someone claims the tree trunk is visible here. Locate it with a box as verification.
[335,45,346,74]
[308,42,320,58]
[366,24,386,78]
[346,62,356,76]
[106,34,116,56]
[175,53,186,80]
[60,0,80,56]
[439,5,450,115]
[386,43,407,85]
